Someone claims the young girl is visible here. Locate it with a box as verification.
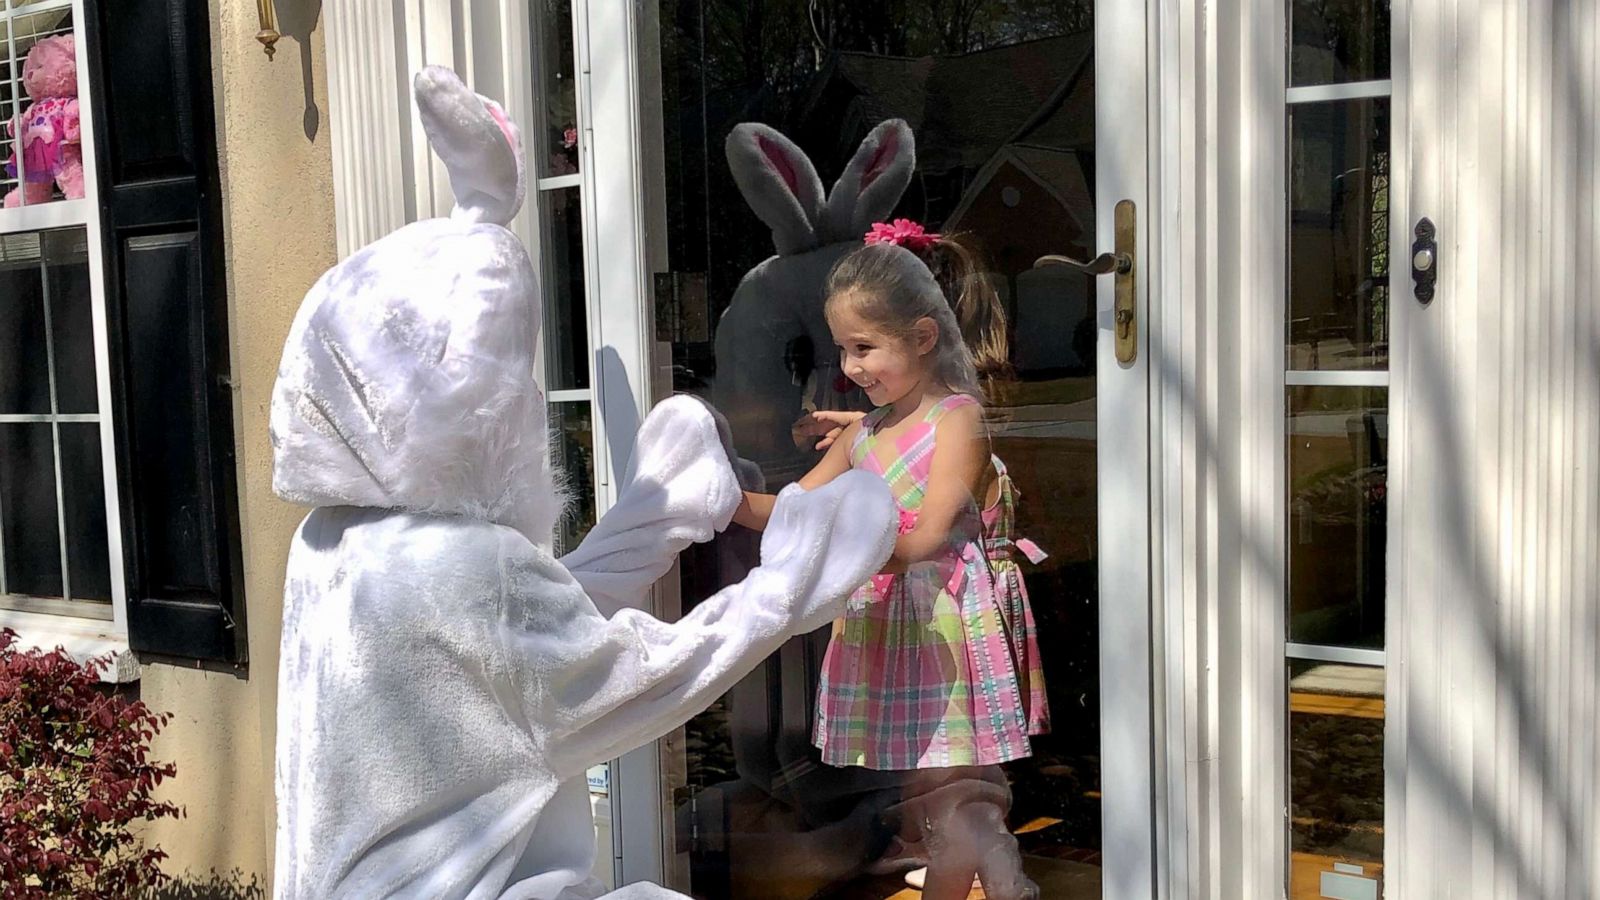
[733,223,1048,900]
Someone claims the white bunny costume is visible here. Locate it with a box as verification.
[269,67,896,900]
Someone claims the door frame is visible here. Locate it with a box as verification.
[1096,0,1161,896]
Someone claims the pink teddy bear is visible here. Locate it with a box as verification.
[4,34,82,208]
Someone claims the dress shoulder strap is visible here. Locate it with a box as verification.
[850,406,892,459]
[989,455,1020,505]
[921,392,981,424]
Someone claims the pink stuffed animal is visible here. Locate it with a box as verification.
[4,34,82,208]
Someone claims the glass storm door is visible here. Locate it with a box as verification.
[636,3,1156,896]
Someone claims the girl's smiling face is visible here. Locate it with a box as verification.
[827,296,933,408]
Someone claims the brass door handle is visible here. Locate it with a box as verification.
[1034,251,1131,276]
[1032,199,1138,364]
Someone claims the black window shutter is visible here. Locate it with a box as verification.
[82,0,246,662]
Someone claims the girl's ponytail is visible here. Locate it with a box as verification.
[924,234,1011,381]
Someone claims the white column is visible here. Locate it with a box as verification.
[323,0,409,256]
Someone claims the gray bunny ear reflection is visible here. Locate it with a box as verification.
[705,121,914,493]
[725,122,827,256]
[822,119,918,244]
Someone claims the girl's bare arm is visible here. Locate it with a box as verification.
[881,403,987,571]
[731,418,863,531]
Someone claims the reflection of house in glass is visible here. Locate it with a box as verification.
[796,34,1098,375]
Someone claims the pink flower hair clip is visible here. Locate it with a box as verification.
[865,218,942,253]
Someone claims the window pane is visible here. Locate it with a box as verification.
[44,231,97,414]
[536,0,579,178]
[0,422,61,598]
[0,228,96,414]
[1288,660,1384,897]
[59,422,110,603]
[551,400,594,555]
[1290,0,1390,86]
[0,254,50,414]
[1289,98,1390,371]
[541,187,590,390]
[1287,386,1386,648]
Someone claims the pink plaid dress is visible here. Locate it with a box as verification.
[813,393,1050,770]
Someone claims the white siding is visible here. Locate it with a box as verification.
[1395,0,1600,896]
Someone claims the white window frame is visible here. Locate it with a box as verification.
[0,0,133,681]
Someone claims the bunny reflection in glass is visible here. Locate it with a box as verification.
[712,119,917,488]
[269,66,897,900]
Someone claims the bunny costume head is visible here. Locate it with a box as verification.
[270,68,895,900]
[711,120,916,486]
[270,67,558,546]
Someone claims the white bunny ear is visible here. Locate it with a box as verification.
[821,119,916,243]
[414,66,526,226]
[726,123,826,255]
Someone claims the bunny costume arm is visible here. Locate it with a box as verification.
[558,397,742,617]
[509,469,895,780]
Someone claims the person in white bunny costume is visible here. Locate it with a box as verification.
[268,66,897,900]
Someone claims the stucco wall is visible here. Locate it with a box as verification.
[136,0,335,890]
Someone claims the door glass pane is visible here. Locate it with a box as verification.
[1290,0,1391,87]
[650,3,1102,897]
[541,187,590,391]
[1287,386,1387,649]
[1288,660,1384,898]
[1289,99,1390,371]
[535,0,580,178]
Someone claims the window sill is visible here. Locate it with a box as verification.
[0,198,95,235]
[0,608,138,683]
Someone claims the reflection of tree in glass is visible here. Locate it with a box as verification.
[686,0,1092,121]
[1290,710,1384,860]
[1292,462,1387,528]
[1290,0,1392,84]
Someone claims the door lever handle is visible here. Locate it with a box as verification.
[1033,251,1132,276]
[1032,199,1139,364]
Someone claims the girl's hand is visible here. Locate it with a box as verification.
[791,409,867,450]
